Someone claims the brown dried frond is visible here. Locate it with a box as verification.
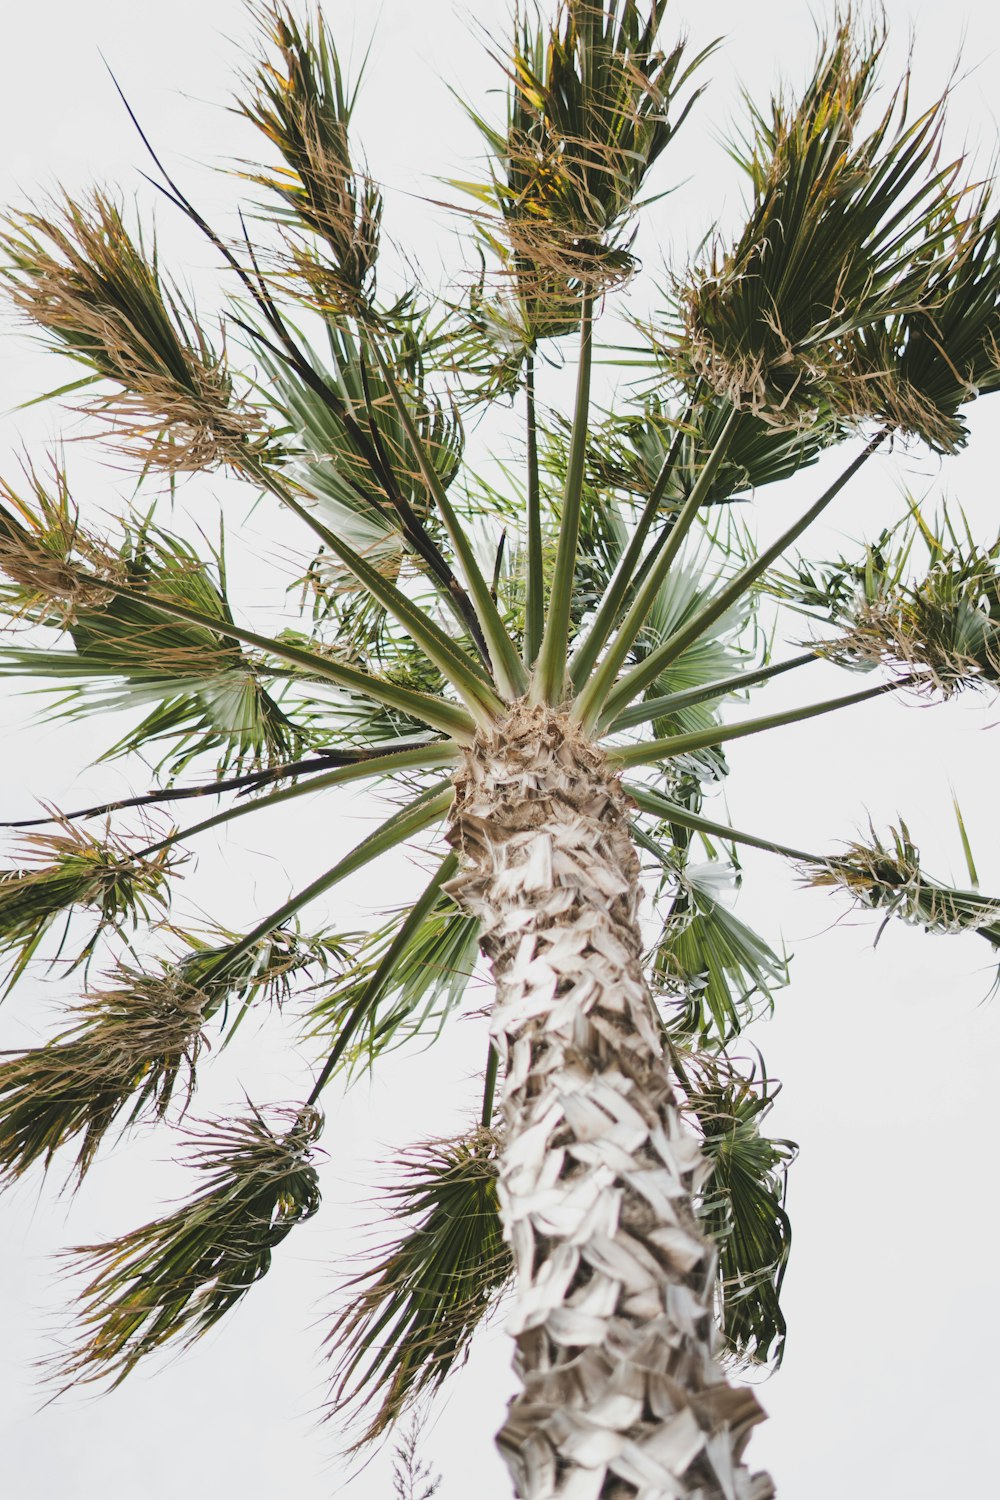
[0,460,124,624]
[237,1,381,315]
[1,192,270,473]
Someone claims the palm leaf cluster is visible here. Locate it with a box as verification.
[0,494,305,772]
[0,0,998,1465]
[329,1129,510,1446]
[0,193,269,472]
[239,0,382,312]
[807,822,1000,963]
[686,1056,794,1367]
[0,461,123,625]
[461,0,710,342]
[0,823,170,991]
[55,1105,322,1389]
[775,503,1000,698]
[674,18,965,431]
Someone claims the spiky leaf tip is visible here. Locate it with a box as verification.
[0,963,207,1187]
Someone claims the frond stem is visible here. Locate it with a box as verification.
[626,782,819,863]
[599,433,886,728]
[571,407,742,731]
[606,652,819,732]
[523,350,544,668]
[568,392,699,692]
[533,298,595,705]
[609,680,895,768]
[306,853,459,1104]
[192,782,453,995]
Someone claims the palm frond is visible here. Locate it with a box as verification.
[0,965,206,1186]
[309,884,479,1071]
[0,920,342,1189]
[464,0,711,327]
[239,0,382,314]
[0,459,123,625]
[328,1128,511,1447]
[583,393,843,505]
[845,192,1000,452]
[682,1053,795,1367]
[264,315,463,582]
[821,522,1000,698]
[55,1104,322,1389]
[0,823,171,991]
[0,192,269,471]
[0,513,306,773]
[806,822,1000,966]
[654,861,788,1041]
[674,15,957,425]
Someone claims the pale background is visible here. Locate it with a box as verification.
[1,2,998,1497]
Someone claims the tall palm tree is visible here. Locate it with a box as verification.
[2,3,1000,1496]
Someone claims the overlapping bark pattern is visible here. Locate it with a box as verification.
[447,705,773,1500]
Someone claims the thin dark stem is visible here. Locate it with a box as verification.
[356,340,492,666]
[0,745,435,829]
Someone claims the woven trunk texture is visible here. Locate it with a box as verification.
[446,705,774,1500]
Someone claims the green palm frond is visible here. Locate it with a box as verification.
[584,394,843,505]
[806,822,1000,967]
[0,192,269,471]
[654,861,788,1041]
[0,824,171,991]
[239,0,382,313]
[773,503,1000,697]
[462,0,712,338]
[823,526,1000,698]
[845,193,1000,452]
[265,315,463,578]
[675,15,956,424]
[328,1128,510,1447]
[0,966,206,1186]
[0,514,306,773]
[309,881,480,1071]
[0,922,342,1189]
[684,1056,795,1367]
[56,1104,322,1389]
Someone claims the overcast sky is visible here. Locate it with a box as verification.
[1,2,1000,1498]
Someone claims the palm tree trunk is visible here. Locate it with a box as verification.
[447,704,774,1500]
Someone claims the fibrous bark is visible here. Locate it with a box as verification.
[447,704,774,1500]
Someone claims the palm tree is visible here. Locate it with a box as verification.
[2,3,1000,1496]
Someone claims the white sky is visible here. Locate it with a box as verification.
[1,2,999,1497]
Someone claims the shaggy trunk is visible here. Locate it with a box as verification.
[447,705,774,1500]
